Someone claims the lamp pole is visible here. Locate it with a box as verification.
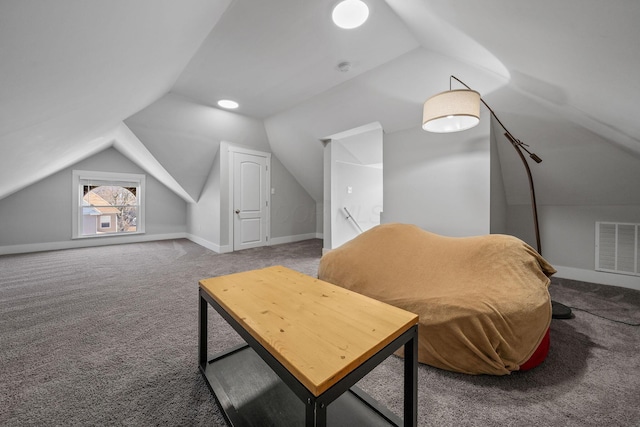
[504,133,541,254]
[450,76,542,254]
[448,76,572,319]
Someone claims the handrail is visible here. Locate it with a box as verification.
[343,207,364,234]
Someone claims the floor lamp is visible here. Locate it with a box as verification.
[422,75,571,319]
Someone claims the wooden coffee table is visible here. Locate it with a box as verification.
[198,266,419,426]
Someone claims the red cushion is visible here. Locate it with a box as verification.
[519,328,550,371]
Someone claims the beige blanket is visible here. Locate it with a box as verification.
[318,223,555,375]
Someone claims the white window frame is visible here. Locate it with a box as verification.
[72,170,146,239]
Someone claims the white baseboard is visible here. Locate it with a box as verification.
[554,265,640,291]
[187,233,319,253]
[269,233,320,246]
[0,233,188,256]
[185,234,232,254]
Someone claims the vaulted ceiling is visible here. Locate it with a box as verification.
[1,0,639,207]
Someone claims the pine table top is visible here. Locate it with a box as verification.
[199,265,418,396]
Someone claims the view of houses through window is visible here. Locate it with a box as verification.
[82,185,138,235]
[72,170,145,239]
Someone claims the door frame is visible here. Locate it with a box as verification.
[227,144,271,251]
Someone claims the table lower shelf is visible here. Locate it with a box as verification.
[201,344,402,427]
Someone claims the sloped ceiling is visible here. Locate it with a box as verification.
[124,92,272,201]
[1,0,639,208]
[420,0,640,154]
[172,0,420,119]
[0,0,231,200]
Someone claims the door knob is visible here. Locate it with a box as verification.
[235,209,240,214]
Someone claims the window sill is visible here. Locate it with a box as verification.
[72,231,146,240]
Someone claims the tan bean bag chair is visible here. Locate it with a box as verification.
[318,223,555,375]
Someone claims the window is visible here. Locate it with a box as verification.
[72,170,145,238]
[99,215,112,229]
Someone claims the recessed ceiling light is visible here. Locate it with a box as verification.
[217,99,239,109]
[332,0,369,29]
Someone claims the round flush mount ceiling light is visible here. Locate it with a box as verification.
[217,99,239,109]
[332,0,369,29]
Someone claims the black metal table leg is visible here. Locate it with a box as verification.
[304,397,328,427]
[404,328,418,427]
[304,398,328,427]
[315,400,327,427]
[305,399,314,426]
[198,290,208,371]
[198,282,419,427]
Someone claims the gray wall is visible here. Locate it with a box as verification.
[322,143,333,251]
[187,149,222,248]
[327,127,384,250]
[0,147,187,251]
[270,155,317,241]
[510,204,640,270]
[331,154,382,248]
[383,118,492,236]
[507,204,640,289]
[333,161,382,247]
[188,142,317,251]
[381,117,640,289]
[489,120,508,234]
[129,95,319,252]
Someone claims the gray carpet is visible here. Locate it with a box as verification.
[1,238,639,426]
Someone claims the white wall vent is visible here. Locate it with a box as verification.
[595,222,640,276]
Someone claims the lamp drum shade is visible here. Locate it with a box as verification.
[422,89,481,133]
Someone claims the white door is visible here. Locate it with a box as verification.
[233,151,269,250]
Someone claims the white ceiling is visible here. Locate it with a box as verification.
[172,0,419,119]
[1,0,639,208]
[0,0,232,199]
